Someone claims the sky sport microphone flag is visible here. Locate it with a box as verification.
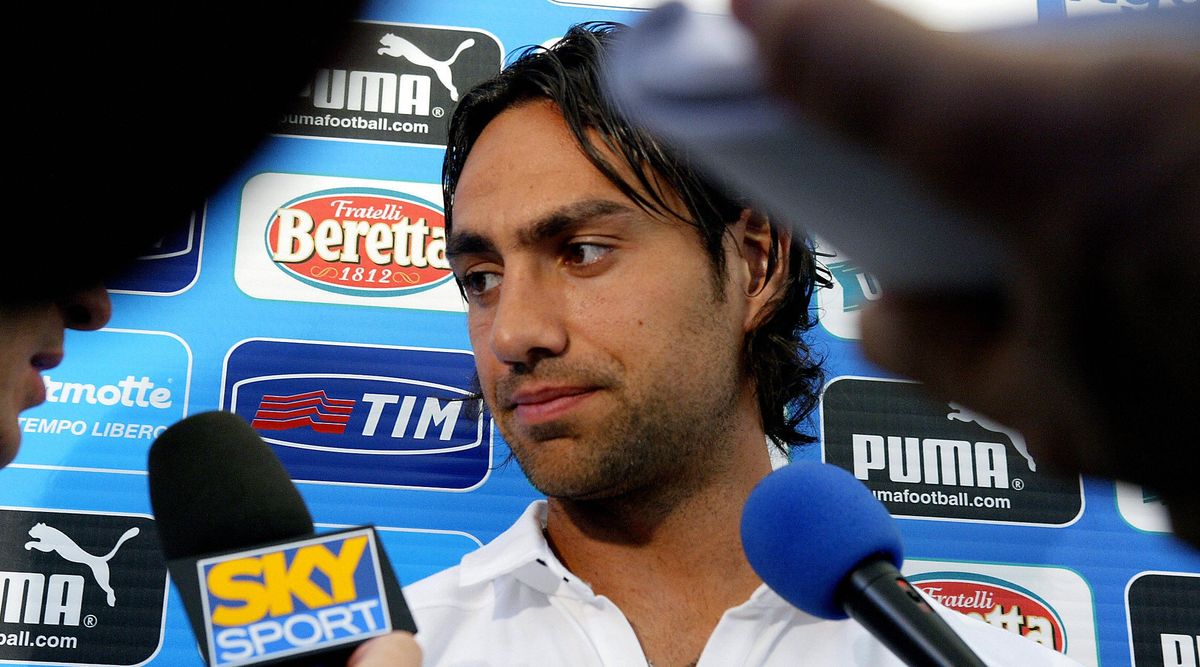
[148,411,416,667]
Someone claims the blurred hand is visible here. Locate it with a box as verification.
[348,632,422,667]
[732,0,1200,545]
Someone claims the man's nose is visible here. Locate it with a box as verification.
[489,271,567,368]
[58,284,112,331]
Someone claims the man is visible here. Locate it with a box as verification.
[0,278,423,663]
[731,0,1200,547]
[1,0,365,456]
[0,302,421,667]
[405,22,1076,666]
[0,4,422,663]
[0,288,111,466]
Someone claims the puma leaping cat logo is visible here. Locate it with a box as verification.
[377,34,476,101]
[25,523,140,607]
[947,404,1036,472]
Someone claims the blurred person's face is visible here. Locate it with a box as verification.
[0,286,111,466]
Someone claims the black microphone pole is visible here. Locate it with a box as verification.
[844,559,987,667]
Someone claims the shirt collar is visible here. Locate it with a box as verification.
[455,500,806,616]
[458,500,596,599]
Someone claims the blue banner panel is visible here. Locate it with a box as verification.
[222,339,492,491]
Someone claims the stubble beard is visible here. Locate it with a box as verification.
[496,344,743,514]
[490,252,747,518]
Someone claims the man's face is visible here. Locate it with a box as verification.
[447,101,755,501]
[0,286,111,466]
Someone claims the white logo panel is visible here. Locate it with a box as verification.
[1116,481,1174,534]
[235,172,466,312]
[904,559,1098,665]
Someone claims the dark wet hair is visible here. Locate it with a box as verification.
[442,22,828,448]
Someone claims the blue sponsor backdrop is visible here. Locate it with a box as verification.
[1,1,1196,666]
[108,212,204,296]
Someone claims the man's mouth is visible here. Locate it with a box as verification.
[505,385,597,425]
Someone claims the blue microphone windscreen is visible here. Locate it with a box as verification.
[740,461,903,620]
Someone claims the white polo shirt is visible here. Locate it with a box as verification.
[405,501,1082,666]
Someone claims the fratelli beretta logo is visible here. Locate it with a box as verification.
[236,173,464,311]
[222,338,491,490]
[267,188,449,295]
[910,573,1067,653]
[821,377,1083,525]
[198,529,391,667]
[904,560,1098,664]
[0,507,167,666]
[276,20,502,146]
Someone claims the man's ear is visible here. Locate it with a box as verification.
[736,209,790,332]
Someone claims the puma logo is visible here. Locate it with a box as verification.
[25,523,140,607]
[377,34,476,101]
[947,404,1037,472]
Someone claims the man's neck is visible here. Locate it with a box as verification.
[542,426,775,667]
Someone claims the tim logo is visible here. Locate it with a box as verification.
[1127,572,1200,667]
[222,339,492,490]
[0,508,166,665]
[253,391,355,434]
[821,376,1083,525]
[107,209,204,296]
[199,529,391,667]
[265,188,451,296]
[909,573,1067,654]
[814,240,877,340]
[277,21,502,146]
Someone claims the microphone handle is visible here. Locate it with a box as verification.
[278,647,354,667]
[842,560,989,667]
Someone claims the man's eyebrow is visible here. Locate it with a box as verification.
[445,230,496,262]
[517,199,633,247]
[446,199,635,261]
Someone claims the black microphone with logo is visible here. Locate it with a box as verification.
[148,411,416,667]
[741,461,987,667]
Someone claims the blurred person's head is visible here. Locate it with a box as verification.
[6,2,362,306]
[0,287,111,464]
[0,2,363,466]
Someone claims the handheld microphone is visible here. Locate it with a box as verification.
[740,461,986,667]
[148,411,416,667]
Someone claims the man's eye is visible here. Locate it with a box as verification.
[564,243,611,267]
[461,271,502,297]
